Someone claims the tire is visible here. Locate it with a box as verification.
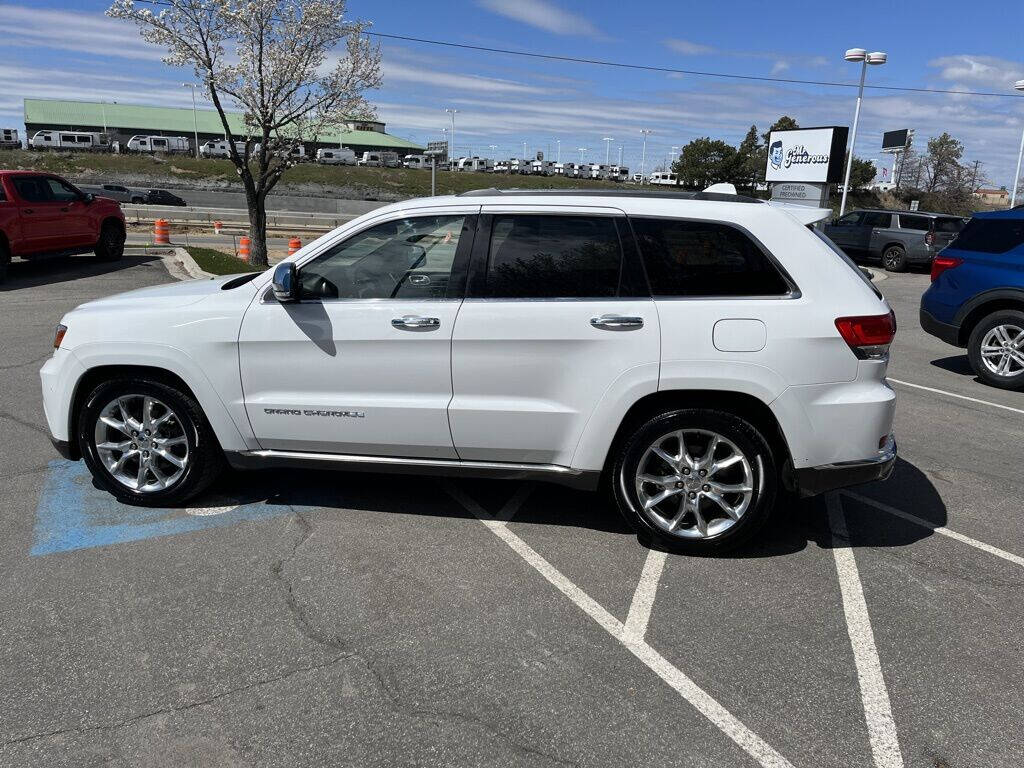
[882,245,907,272]
[77,376,224,506]
[611,409,777,555]
[131,197,144,204]
[94,221,125,262]
[0,239,9,284]
[967,309,1024,390]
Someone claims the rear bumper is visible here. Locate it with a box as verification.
[919,307,961,346]
[793,435,896,497]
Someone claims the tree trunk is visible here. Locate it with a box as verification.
[246,188,269,268]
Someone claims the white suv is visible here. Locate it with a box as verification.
[40,189,897,553]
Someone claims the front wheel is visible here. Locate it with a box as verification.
[882,245,907,272]
[611,409,776,554]
[94,221,125,262]
[78,376,224,506]
[968,310,1024,390]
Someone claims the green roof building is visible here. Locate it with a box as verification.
[23,98,423,154]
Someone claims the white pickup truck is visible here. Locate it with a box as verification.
[40,189,896,553]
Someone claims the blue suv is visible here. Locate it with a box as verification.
[920,209,1024,389]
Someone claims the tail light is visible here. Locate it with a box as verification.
[930,255,963,282]
[924,230,935,247]
[835,311,896,360]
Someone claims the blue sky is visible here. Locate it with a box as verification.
[2,0,1023,186]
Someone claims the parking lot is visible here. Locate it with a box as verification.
[1,254,1022,767]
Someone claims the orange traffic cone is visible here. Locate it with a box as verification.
[288,237,302,256]
[238,236,251,262]
[153,218,170,244]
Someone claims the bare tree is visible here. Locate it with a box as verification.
[109,0,381,267]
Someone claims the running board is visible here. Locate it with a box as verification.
[225,449,601,490]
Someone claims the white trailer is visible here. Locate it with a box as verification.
[648,171,679,185]
[126,135,190,154]
[30,130,110,151]
[199,139,248,158]
[0,128,20,149]
[317,147,357,165]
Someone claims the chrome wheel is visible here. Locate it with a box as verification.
[635,429,755,540]
[93,395,189,492]
[980,324,1024,377]
[883,247,904,270]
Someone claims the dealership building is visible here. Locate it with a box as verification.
[22,98,424,155]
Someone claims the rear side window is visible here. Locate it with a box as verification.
[898,214,931,231]
[862,212,891,227]
[631,217,790,297]
[951,219,1024,254]
[482,214,623,298]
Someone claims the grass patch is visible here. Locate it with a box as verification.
[185,246,253,275]
[2,149,623,199]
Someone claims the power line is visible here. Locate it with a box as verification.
[131,1,1023,100]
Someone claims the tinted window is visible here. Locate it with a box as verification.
[834,212,862,226]
[951,218,1024,254]
[934,217,964,233]
[862,212,891,227]
[300,215,466,300]
[0,185,5,202]
[12,177,51,203]
[899,214,931,231]
[483,215,622,298]
[632,217,790,297]
[46,178,79,202]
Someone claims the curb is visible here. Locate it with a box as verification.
[862,267,887,283]
[125,246,214,281]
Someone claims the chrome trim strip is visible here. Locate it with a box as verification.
[823,434,897,469]
[241,449,584,476]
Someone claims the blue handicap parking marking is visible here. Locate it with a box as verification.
[31,460,289,556]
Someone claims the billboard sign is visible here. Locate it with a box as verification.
[426,140,448,162]
[765,126,848,183]
[881,129,909,151]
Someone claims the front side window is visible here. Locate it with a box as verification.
[12,176,51,203]
[834,212,862,226]
[45,178,80,202]
[481,214,623,299]
[299,215,467,300]
[632,217,790,297]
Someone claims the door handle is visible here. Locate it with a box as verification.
[590,314,644,330]
[23,208,34,214]
[391,315,440,330]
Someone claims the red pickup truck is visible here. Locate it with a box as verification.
[0,170,126,283]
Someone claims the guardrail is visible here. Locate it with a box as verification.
[121,203,355,230]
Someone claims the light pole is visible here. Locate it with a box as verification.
[603,136,614,164]
[669,145,679,170]
[839,48,887,216]
[640,129,652,181]
[578,147,587,163]
[181,83,200,158]
[445,108,458,160]
[522,140,528,159]
[488,144,497,159]
[1010,79,1024,208]
[617,145,623,167]
[556,139,561,162]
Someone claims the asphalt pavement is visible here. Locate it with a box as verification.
[1,253,1022,767]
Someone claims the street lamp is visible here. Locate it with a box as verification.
[669,145,679,170]
[640,129,652,181]
[181,83,200,158]
[522,140,528,159]
[602,136,614,164]
[578,147,588,163]
[488,144,497,158]
[445,108,458,160]
[1011,79,1024,208]
[839,48,887,216]
[556,139,561,162]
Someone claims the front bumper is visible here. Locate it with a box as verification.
[919,307,961,347]
[792,434,896,497]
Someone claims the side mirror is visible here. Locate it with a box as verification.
[83,192,95,204]
[272,262,298,303]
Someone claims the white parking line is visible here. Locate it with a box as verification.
[827,495,905,768]
[622,549,668,643]
[444,482,795,768]
[888,378,1024,417]
[843,491,1024,569]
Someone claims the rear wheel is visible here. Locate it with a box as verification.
[611,409,776,554]
[78,376,223,506]
[968,310,1024,390]
[882,245,907,272]
[94,221,125,262]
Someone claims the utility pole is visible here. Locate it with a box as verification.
[970,160,981,192]
[602,136,614,164]
[556,139,561,162]
[445,108,458,160]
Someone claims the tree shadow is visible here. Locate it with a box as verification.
[1,252,163,291]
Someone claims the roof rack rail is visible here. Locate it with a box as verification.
[456,188,763,204]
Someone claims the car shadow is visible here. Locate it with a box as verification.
[199,454,944,559]
[930,354,978,378]
[0,252,163,291]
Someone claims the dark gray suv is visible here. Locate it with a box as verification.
[823,209,965,272]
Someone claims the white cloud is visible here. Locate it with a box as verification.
[771,61,790,75]
[0,4,166,62]
[929,54,1024,91]
[477,0,605,39]
[382,61,551,95]
[664,39,717,56]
